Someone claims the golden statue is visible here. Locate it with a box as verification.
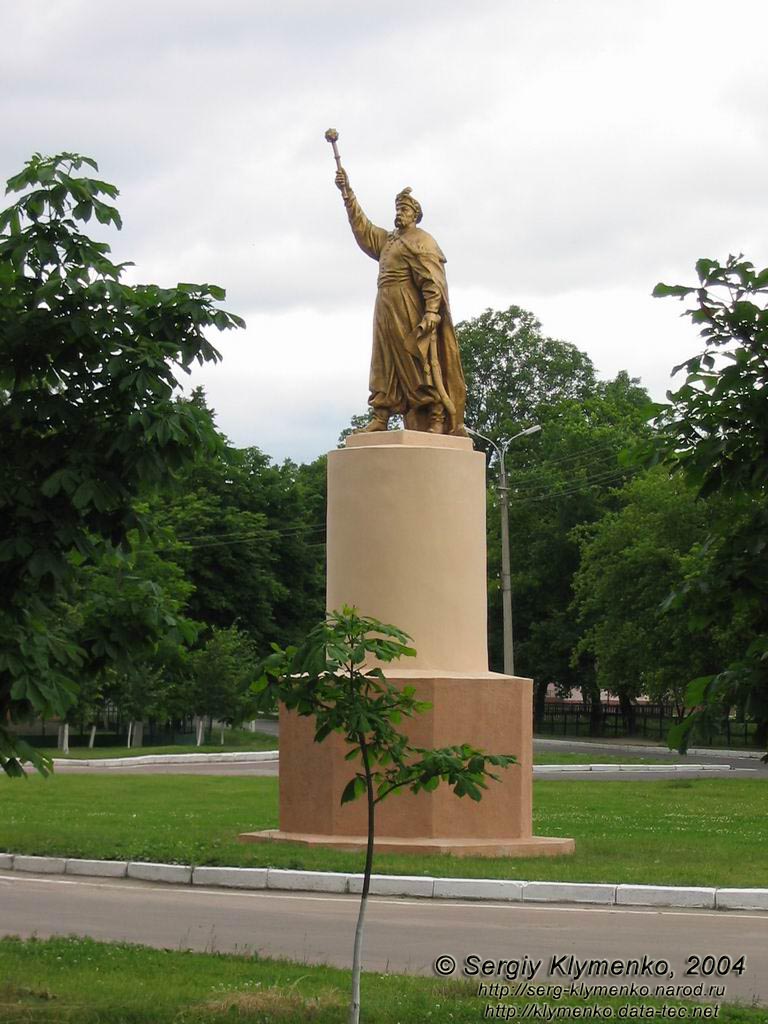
[326,129,467,435]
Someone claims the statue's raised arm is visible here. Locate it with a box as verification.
[325,129,466,436]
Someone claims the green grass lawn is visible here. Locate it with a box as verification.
[54,733,278,759]
[2,774,766,887]
[0,937,762,1024]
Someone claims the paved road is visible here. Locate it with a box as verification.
[535,738,764,773]
[48,732,767,780]
[1,871,766,1005]
[51,757,762,782]
[535,768,759,781]
[53,757,281,776]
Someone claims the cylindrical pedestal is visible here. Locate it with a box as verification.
[241,431,574,858]
[326,431,487,673]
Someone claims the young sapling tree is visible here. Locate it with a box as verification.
[255,605,516,1024]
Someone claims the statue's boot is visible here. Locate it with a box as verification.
[359,409,390,432]
[427,403,446,434]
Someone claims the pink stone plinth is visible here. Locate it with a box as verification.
[273,670,536,842]
[239,831,575,859]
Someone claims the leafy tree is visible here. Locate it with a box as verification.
[68,515,198,738]
[0,152,243,777]
[156,445,283,649]
[188,626,261,737]
[486,371,653,727]
[241,450,326,647]
[256,607,514,1024]
[454,304,652,728]
[651,256,768,751]
[457,305,597,441]
[571,468,721,723]
[156,403,326,652]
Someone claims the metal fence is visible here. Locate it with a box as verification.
[538,701,760,748]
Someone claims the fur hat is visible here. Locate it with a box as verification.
[395,187,423,223]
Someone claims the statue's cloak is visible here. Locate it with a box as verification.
[397,227,467,434]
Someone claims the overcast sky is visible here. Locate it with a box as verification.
[3,1,767,462]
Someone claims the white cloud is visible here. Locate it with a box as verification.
[2,0,767,462]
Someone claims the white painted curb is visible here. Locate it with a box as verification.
[348,873,434,897]
[267,869,348,893]
[523,881,616,904]
[54,750,279,767]
[616,884,716,909]
[716,888,768,911]
[433,877,524,901]
[66,858,128,878]
[193,866,268,889]
[13,854,67,874]
[2,853,765,912]
[127,862,192,885]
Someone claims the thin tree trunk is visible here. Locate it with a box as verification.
[618,692,636,735]
[589,696,603,737]
[349,735,375,1024]
[533,679,547,732]
[196,717,205,747]
[755,717,768,751]
[220,728,225,745]
[88,723,97,749]
[126,720,133,749]
[57,722,69,754]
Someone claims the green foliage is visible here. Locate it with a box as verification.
[256,607,515,807]
[652,256,768,752]
[571,469,719,711]
[69,516,199,724]
[155,390,326,652]
[0,152,243,775]
[188,626,261,724]
[652,255,768,498]
[455,303,653,719]
[484,370,653,723]
[456,305,597,441]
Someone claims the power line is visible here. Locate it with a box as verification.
[173,522,326,545]
[480,438,623,474]
[507,467,637,506]
[506,451,625,497]
[155,522,327,551]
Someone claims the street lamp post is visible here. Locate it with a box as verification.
[468,424,541,676]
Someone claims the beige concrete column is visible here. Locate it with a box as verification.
[327,432,487,673]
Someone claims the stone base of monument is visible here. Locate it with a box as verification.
[238,668,575,858]
[239,832,573,858]
[238,431,574,859]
